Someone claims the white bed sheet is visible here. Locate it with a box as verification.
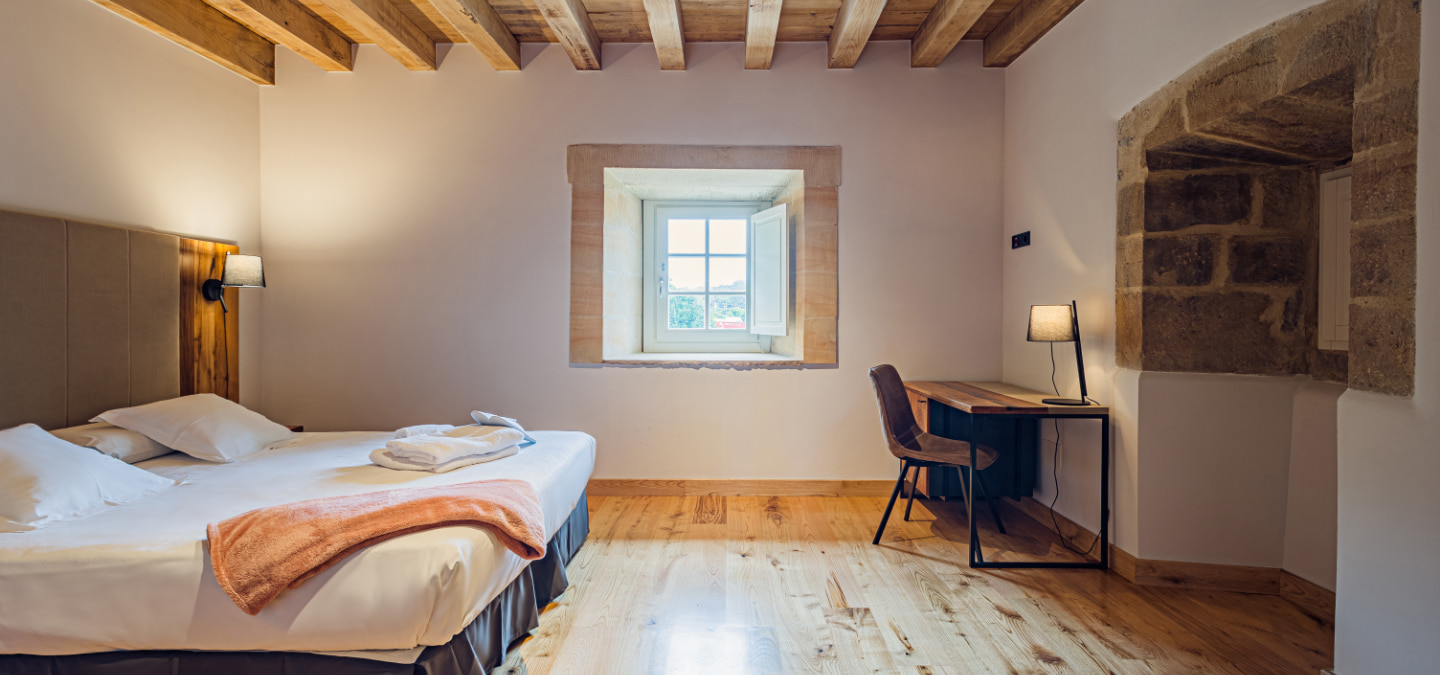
[0,430,595,657]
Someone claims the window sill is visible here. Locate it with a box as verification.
[602,353,803,369]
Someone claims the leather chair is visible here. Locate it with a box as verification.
[868,364,1006,545]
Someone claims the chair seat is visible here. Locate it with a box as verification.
[893,432,999,471]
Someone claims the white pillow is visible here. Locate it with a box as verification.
[51,422,174,464]
[0,424,176,532]
[93,394,293,463]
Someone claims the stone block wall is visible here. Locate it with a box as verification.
[1116,0,1421,395]
[1135,166,1319,376]
[1347,0,1422,394]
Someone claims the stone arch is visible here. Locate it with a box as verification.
[1115,0,1420,395]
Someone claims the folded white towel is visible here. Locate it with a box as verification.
[368,445,519,473]
[394,424,456,439]
[385,426,526,466]
[470,411,537,445]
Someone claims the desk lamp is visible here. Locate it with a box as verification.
[1028,301,1088,406]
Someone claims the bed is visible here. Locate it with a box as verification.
[0,209,594,673]
[0,429,595,674]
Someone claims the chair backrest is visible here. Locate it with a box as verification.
[868,364,923,459]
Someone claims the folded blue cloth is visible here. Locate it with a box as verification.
[470,411,537,446]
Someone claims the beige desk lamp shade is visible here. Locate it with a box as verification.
[1027,305,1076,342]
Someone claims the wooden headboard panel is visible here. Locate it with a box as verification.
[0,209,240,430]
[180,238,240,402]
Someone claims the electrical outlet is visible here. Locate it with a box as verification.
[1011,231,1031,249]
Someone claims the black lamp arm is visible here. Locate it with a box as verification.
[1071,299,1087,402]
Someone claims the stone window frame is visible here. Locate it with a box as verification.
[567,144,840,367]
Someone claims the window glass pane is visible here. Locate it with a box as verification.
[667,257,705,292]
[709,257,746,292]
[709,295,746,330]
[668,219,705,254]
[709,219,747,254]
[668,295,705,329]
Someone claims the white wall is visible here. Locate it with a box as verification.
[257,40,1005,480]
[0,0,263,406]
[1333,2,1439,671]
[999,0,1328,553]
[1120,371,1339,574]
[1136,372,1300,566]
[1284,380,1343,590]
[1001,0,1436,668]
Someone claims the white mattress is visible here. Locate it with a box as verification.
[0,430,595,658]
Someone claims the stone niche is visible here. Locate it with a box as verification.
[1117,0,1421,395]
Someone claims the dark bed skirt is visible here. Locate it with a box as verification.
[2,491,590,675]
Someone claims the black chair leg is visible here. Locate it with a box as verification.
[975,472,1006,534]
[956,466,972,522]
[903,465,918,521]
[873,461,909,545]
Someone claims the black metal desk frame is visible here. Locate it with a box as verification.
[963,406,1109,569]
[908,382,1110,571]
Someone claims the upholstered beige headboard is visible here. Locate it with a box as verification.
[0,209,239,430]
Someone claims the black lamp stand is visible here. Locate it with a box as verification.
[1042,299,1088,406]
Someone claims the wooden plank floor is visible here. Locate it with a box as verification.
[499,495,1334,674]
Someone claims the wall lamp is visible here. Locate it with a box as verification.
[201,253,264,313]
[1027,301,1088,406]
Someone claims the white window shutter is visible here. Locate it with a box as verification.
[749,204,788,336]
[1317,170,1351,350]
[1334,174,1351,347]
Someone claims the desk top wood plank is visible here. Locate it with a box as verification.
[905,381,1109,416]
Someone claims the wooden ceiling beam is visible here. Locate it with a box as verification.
[743,0,782,69]
[982,0,1083,67]
[320,0,436,70]
[428,0,522,71]
[93,0,275,84]
[207,0,354,72]
[827,0,888,68]
[911,0,997,67]
[641,0,685,70]
[533,0,602,69]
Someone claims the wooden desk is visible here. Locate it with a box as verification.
[904,380,1111,570]
[906,381,1110,417]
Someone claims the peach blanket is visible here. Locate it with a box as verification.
[207,479,545,615]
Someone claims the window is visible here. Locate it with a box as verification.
[642,201,787,353]
[1318,168,1351,351]
[567,145,839,367]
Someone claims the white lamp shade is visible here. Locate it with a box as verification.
[220,254,264,288]
[1027,305,1075,342]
